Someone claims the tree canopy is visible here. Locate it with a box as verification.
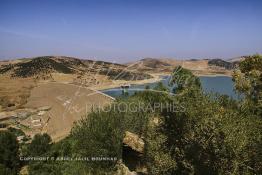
[0,131,20,175]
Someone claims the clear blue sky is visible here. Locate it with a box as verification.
[0,0,261,62]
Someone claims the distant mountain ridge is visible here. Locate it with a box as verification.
[207,59,238,70]
[0,56,246,79]
[127,57,243,76]
[0,56,152,80]
[139,58,173,68]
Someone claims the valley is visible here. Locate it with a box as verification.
[0,55,240,141]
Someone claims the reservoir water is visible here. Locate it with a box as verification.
[101,76,239,99]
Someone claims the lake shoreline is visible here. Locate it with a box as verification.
[195,73,232,77]
[91,75,163,91]
[94,73,232,91]
[100,75,238,99]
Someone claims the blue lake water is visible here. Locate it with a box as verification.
[199,76,238,99]
[101,76,239,99]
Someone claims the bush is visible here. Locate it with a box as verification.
[71,109,124,173]
[27,133,52,157]
[0,131,20,174]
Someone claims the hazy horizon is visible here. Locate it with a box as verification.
[0,54,253,64]
[1,0,262,63]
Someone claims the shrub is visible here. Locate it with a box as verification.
[0,131,20,174]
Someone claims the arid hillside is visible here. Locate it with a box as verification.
[0,56,160,141]
[0,55,242,141]
[127,57,239,76]
[0,56,152,81]
[0,56,153,110]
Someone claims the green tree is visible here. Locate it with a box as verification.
[233,54,262,116]
[0,131,20,174]
[145,116,177,175]
[28,133,52,156]
[170,66,201,94]
[71,109,124,173]
[0,164,12,175]
[145,66,262,174]
[28,161,62,175]
[27,134,64,175]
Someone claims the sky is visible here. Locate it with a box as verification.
[0,0,261,63]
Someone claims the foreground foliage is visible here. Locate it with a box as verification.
[0,131,20,175]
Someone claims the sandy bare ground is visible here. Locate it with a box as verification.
[0,76,36,111]
[24,82,114,141]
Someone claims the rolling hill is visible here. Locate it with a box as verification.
[127,57,239,76]
[0,56,154,111]
[0,56,152,81]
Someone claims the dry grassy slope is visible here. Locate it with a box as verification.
[0,56,153,111]
[23,82,113,141]
[127,58,207,69]
[127,58,234,76]
[0,76,36,111]
[0,56,152,81]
